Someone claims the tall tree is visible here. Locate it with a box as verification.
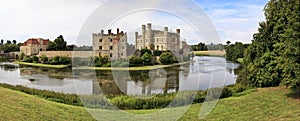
[238,0,300,90]
[54,35,67,50]
[12,40,17,44]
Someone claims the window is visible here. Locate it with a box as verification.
[121,53,123,56]
[110,53,113,58]
[99,46,102,50]
[99,52,101,57]
[110,46,113,50]
[99,39,102,42]
[122,46,124,49]
[161,46,163,50]
[110,39,113,42]
[157,46,159,50]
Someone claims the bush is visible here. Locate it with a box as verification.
[32,55,39,63]
[141,52,152,65]
[40,54,48,63]
[23,56,33,62]
[50,60,59,65]
[159,52,177,65]
[140,48,152,55]
[153,50,162,56]
[18,52,25,60]
[59,56,70,65]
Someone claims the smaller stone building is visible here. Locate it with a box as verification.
[20,38,50,56]
[92,28,128,59]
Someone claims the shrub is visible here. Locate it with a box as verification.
[141,52,152,65]
[40,54,48,63]
[159,52,176,65]
[18,52,25,60]
[59,56,70,65]
[140,48,152,55]
[23,56,33,62]
[153,50,162,56]
[32,55,39,63]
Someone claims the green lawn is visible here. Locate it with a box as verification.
[0,86,299,121]
[14,61,68,68]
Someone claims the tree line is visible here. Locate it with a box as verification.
[235,0,299,91]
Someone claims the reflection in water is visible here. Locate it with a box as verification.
[0,56,240,95]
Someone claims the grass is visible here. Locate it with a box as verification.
[0,86,299,120]
[73,61,194,71]
[14,61,68,68]
[193,50,225,57]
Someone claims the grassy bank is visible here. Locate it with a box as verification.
[0,83,249,110]
[0,86,298,120]
[14,61,68,68]
[193,50,225,57]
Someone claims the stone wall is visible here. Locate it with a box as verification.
[38,51,94,58]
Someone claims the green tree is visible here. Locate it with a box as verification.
[141,52,152,65]
[46,41,57,51]
[18,52,25,60]
[54,35,67,50]
[159,52,176,65]
[238,0,300,90]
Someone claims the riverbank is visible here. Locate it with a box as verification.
[193,50,225,57]
[14,60,194,71]
[0,86,298,120]
[73,60,194,71]
[14,61,69,68]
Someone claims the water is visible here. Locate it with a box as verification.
[0,56,240,95]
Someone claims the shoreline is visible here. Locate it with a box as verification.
[14,60,195,70]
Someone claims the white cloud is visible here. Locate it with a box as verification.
[0,0,266,45]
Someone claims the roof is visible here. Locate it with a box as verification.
[22,38,50,46]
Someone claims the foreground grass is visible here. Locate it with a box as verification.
[193,50,225,57]
[1,86,299,120]
[14,61,68,68]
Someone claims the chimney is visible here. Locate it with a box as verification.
[108,29,112,35]
[117,28,119,35]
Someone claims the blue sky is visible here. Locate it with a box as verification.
[0,0,267,45]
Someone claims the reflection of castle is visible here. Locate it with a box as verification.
[92,68,181,95]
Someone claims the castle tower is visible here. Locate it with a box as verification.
[146,23,152,49]
[142,24,146,49]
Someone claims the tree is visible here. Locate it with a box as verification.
[12,40,17,44]
[141,52,152,65]
[159,52,176,65]
[1,39,3,45]
[54,35,67,50]
[6,40,11,45]
[226,41,231,45]
[46,41,57,51]
[238,0,300,90]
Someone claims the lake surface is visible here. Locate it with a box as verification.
[0,56,240,95]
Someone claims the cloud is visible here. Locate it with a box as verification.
[0,0,267,45]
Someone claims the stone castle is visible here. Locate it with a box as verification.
[92,28,128,59]
[20,23,189,59]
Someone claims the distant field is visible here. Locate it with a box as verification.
[193,50,225,57]
[0,86,299,120]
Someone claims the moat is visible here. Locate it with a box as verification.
[0,56,240,95]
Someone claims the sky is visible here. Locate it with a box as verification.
[0,0,267,45]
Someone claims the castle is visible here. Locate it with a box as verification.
[135,23,189,55]
[92,28,128,59]
[20,38,50,56]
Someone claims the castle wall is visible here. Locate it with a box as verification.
[38,51,93,58]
